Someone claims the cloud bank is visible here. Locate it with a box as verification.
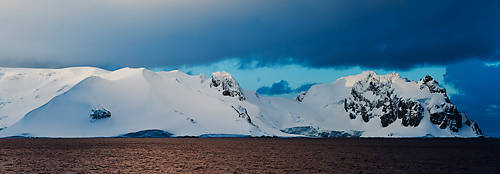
[257,80,316,96]
[1,0,499,69]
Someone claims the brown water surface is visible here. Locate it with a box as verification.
[0,138,498,173]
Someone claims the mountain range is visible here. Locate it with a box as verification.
[0,67,482,138]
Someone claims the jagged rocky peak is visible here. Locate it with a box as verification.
[342,72,482,135]
[417,75,468,133]
[419,75,446,94]
[357,71,402,84]
[296,71,403,102]
[419,76,482,134]
[210,71,245,100]
[344,72,425,128]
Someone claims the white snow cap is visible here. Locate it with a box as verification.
[210,71,245,100]
[341,71,402,87]
[211,71,236,83]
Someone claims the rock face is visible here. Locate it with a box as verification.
[90,106,111,120]
[344,72,424,127]
[420,75,447,94]
[341,72,482,135]
[418,75,466,133]
[465,117,483,135]
[281,126,363,138]
[118,129,173,138]
[210,71,245,100]
[232,105,252,124]
[296,91,307,102]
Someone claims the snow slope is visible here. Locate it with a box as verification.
[0,67,483,137]
[0,67,108,129]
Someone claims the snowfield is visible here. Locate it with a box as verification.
[0,67,483,138]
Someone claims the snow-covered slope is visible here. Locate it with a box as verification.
[0,68,483,138]
[0,67,108,129]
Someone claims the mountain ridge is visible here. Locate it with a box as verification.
[0,67,483,138]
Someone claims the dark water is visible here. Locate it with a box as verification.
[0,138,498,173]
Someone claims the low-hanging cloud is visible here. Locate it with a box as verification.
[257,80,316,96]
[0,0,499,69]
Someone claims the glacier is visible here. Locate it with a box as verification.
[0,67,483,138]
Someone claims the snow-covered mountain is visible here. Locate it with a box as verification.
[0,67,108,129]
[0,67,482,138]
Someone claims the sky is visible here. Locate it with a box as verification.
[1,0,499,136]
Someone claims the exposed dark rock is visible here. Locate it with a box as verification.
[343,73,477,134]
[349,113,356,119]
[232,105,252,123]
[281,126,318,136]
[419,75,447,94]
[344,76,424,128]
[90,106,111,120]
[472,122,483,135]
[210,72,245,100]
[317,130,363,138]
[198,134,251,138]
[465,119,472,127]
[428,103,463,132]
[118,129,173,138]
[398,99,424,127]
[296,91,306,102]
[186,118,196,124]
[463,113,483,135]
[280,126,363,138]
[380,94,397,127]
[430,112,445,125]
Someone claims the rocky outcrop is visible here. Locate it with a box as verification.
[210,71,245,100]
[395,98,424,127]
[343,72,424,127]
[90,106,111,120]
[420,75,447,94]
[419,75,465,132]
[281,126,363,138]
[118,129,173,138]
[232,105,252,124]
[296,91,307,102]
[464,117,483,135]
[418,75,463,132]
[341,72,481,135]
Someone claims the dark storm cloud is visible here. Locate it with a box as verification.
[257,80,316,95]
[0,1,499,69]
[444,60,500,135]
